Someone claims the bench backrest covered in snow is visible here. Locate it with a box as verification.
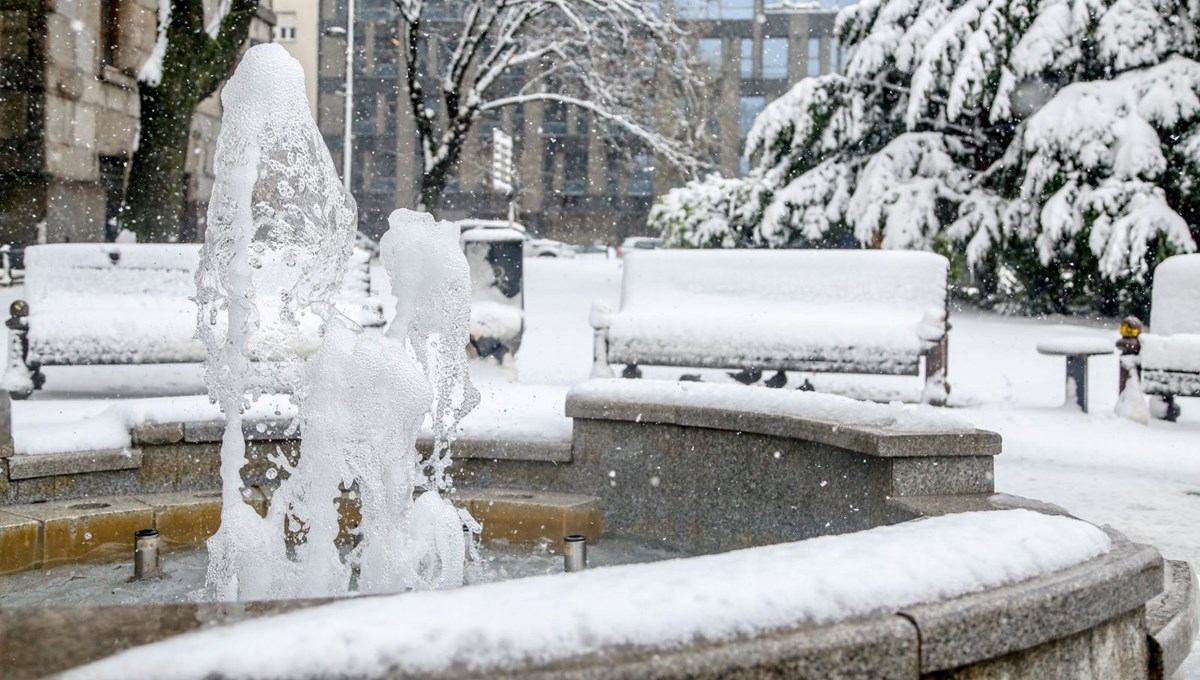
[1141,253,1200,398]
[7,244,382,390]
[589,249,951,404]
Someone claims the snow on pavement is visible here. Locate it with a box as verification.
[3,254,1198,672]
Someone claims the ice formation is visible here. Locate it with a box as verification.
[196,43,356,600]
[197,45,477,599]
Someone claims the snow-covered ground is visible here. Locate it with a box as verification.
[3,255,1198,674]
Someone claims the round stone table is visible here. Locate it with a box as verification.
[1036,336,1115,413]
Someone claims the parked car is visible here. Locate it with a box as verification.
[525,238,576,258]
[616,236,662,257]
[453,219,576,258]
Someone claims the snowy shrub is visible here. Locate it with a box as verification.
[650,0,1200,316]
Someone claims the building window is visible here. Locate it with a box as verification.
[542,101,567,136]
[739,95,765,138]
[375,34,399,76]
[697,37,722,73]
[274,12,297,41]
[762,38,788,79]
[676,0,754,19]
[605,148,621,193]
[100,0,119,67]
[564,141,588,194]
[542,139,558,192]
[574,107,589,136]
[353,93,375,134]
[740,38,753,78]
[808,37,821,77]
[629,153,653,195]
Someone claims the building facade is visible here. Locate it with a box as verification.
[0,0,274,248]
[315,0,841,243]
[272,0,319,115]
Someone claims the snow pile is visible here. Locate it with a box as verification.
[1142,254,1200,374]
[197,43,357,601]
[571,379,976,434]
[1148,254,1200,336]
[65,510,1111,680]
[11,395,296,456]
[1034,336,1116,355]
[604,250,948,371]
[7,382,569,456]
[18,242,378,368]
[23,244,203,365]
[1115,356,1151,424]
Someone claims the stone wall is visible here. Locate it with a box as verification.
[0,0,273,248]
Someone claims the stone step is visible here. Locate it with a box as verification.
[0,487,603,575]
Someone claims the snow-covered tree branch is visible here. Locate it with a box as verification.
[650,0,1200,316]
[391,0,706,213]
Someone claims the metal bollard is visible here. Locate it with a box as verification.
[134,528,160,579]
[563,534,587,572]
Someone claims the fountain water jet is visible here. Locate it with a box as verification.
[196,44,477,600]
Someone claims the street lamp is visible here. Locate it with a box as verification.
[324,1,354,192]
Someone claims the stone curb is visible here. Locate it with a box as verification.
[3,533,1167,680]
[138,419,573,462]
[564,394,1001,458]
[898,531,1163,673]
[1147,559,1199,679]
[6,448,143,480]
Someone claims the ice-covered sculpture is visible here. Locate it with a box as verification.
[196,43,356,599]
[197,45,479,600]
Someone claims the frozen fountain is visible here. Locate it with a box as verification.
[196,44,478,600]
[0,44,1194,680]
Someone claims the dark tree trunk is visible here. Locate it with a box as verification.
[124,88,197,241]
[418,162,450,215]
[123,0,259,242]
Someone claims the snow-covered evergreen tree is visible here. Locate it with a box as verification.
[650,0,1200,315]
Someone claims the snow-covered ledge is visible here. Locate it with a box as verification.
[565,379,999,457]
[40,510,1168,679]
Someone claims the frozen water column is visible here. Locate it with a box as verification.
[195,43,356,601]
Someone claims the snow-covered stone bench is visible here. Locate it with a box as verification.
[1135,254,1200,420]
[589,249,951,404]
[2,243,384,397]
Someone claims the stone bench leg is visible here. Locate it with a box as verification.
[1065,354,1089,412]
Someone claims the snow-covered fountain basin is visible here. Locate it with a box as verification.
[0,380,1195,679]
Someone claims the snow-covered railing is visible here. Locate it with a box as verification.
[2,243,384,397]
[590,249,951,404]
[1121,254,1200,420]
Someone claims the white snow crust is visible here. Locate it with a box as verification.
[1035,336,1116,355]
[1139,254,1200,373]
[1148,254,1200,336]
[571,379,976,433]
[605,250,948,370]
[65,510,1111,680]
[20,243,379,367]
